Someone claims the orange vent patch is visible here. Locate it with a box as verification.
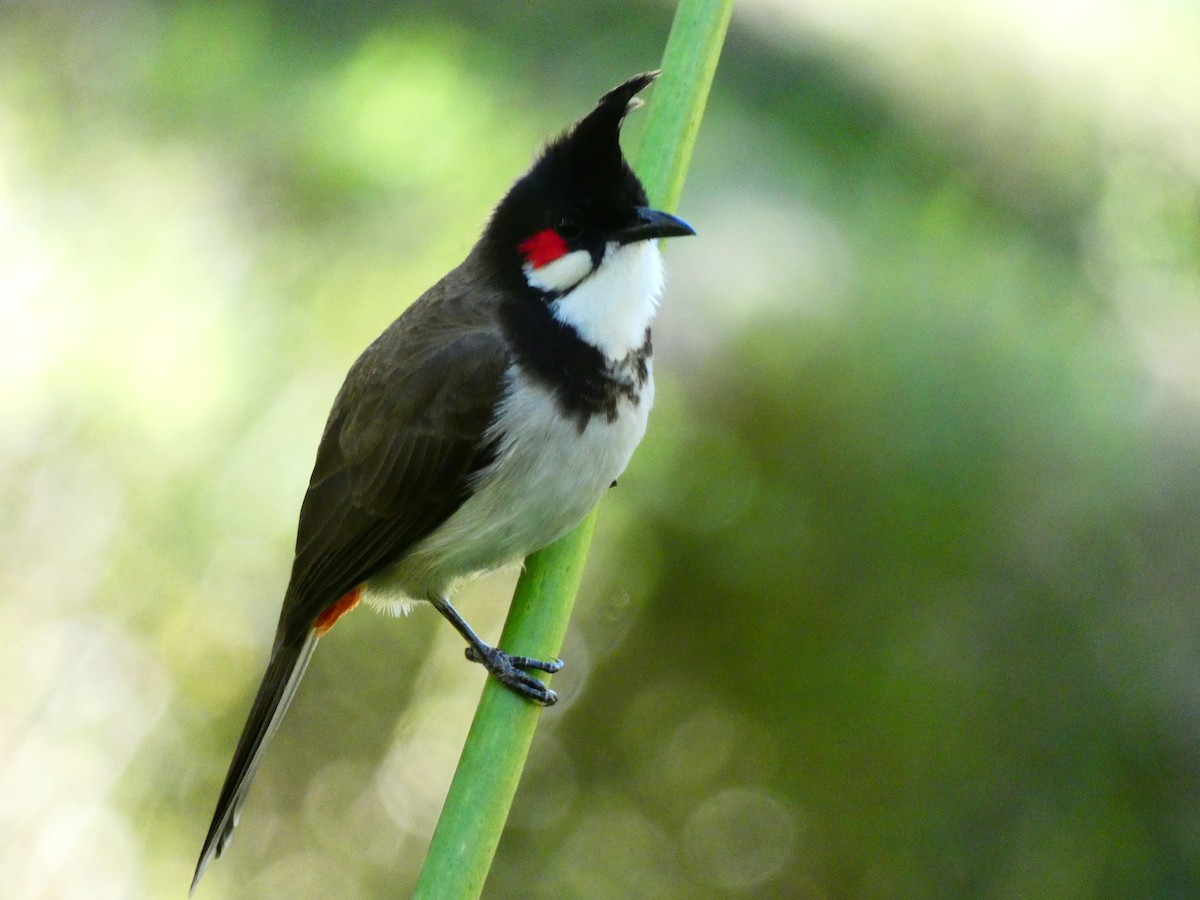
[313,587,362,636]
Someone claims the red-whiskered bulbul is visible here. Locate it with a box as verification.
[191,71,693,891]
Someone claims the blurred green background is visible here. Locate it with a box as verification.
[3,0,1200,897]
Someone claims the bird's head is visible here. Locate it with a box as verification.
[484,71,695,300]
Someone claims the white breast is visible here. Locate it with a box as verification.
[365,365,653,608]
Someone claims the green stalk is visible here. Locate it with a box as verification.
[412,3,733,896]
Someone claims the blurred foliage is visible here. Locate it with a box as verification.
[2,0,1200,898]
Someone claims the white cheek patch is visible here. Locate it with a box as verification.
[549,241,665,360]
[523,248,594,294]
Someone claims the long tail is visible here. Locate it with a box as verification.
[190,630,320,894]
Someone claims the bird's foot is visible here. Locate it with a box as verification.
[464,644,563,705]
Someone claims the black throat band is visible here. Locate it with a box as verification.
[499,296,651,431]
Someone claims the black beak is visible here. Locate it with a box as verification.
[613,207,696,245]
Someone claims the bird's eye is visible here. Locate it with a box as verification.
[556,216,582,240]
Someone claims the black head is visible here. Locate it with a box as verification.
[483,71,694,295]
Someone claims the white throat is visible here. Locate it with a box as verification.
[547,241,664,360]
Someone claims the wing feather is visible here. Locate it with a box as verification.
[277,303,509,643]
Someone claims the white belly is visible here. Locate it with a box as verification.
[364,364,653,608]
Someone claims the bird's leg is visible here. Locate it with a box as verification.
[429,596,563,705]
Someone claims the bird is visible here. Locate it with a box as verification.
[191,70,694,892]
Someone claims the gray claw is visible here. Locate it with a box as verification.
[464,644,561,705]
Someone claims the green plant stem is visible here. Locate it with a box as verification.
[633,0,735,213]
[411,3,733,897]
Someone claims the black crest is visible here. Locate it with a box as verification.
[545,70,659,188]
[483,72,659,285]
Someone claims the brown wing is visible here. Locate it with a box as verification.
[275,288,509,645]
[195,282,508,881]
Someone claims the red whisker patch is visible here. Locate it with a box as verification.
[313,586,362,636]
[518,228,569,268]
